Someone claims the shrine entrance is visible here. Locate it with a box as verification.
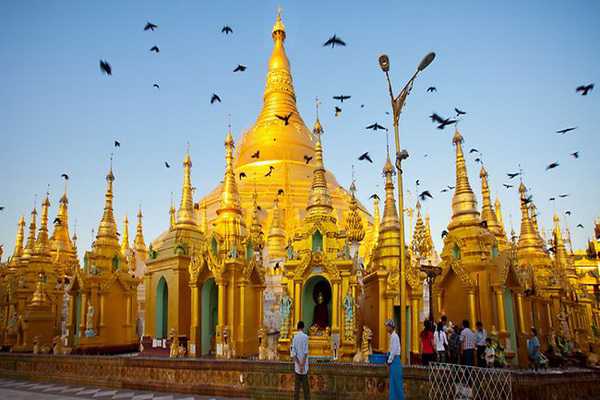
[302,275,332,332]
[155,277,168,339]
[200,278,218,356]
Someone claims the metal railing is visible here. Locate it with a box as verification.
[428,362,512,400]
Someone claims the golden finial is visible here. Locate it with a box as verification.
[346,177,365,243]
[313,97,323,135]
[272,6,286,37]
[35,190,51,257]
[448,128,479,229]
[176,145,196,227]
[134,205,146,255]
[11,216,26,261]
[96,158,119,249]
[121,216,130,256]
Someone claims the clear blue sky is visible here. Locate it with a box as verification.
[1,0,599,258]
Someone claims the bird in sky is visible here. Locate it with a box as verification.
[415,179,420,187]
[507,172,520,179]
[233,64,246,72]
[144,22,158,31]
[99,60,112,76]
[419,190,433,201]
[164,161,170,168]
[556,127,577,135]
[441,230,448,238]
[358,152,373,163]
[221,26,233,34]
[447,185,455,190]
[334,106,342,117]
[61,173,69,180]
[276,112,293,125]
[503,184,513,189]
[239,172,247,179]
[265,166,274,177]
[549,197,556,201]
[565,211,572,216]
[0,206,4,211]
[440,188,449,193]
[523,194,533,205]
[559,193,569,198]
[333,95,351,102]
[427,87,437,93]
[469,148,479,154]
[577,224,584,229]
[53,217,61,225]
[576,83,594,96]
[365,122,386,131]
[546,161,559,170]
[429,112,456,129]
[474,157,482,164]
[369,194,380,201]
[304,155,312,164]
[323,34,346,48]
[570,151,579,159]
[114,141,120,148]
[455,107,466,116]
[210,93,221,104]
[153,83,160,89]
[150,46,160,53]
[251,150,260,159]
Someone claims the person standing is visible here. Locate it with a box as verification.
[484,337,495,368]
[527,327,541,371]
[448,327,461,364]
[420,320,435,366]
[291,321,310,400]
[385,319,404,400]
[475,321,487,367]
[434,322,448,363]
[460,320,476,366]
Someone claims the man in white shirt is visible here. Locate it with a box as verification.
[385,319,403,399]
[291,320,310,400]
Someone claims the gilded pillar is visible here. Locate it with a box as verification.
[189,282,199,356]
[239,282,246,347]
[80,293,87,334]
[217,281,225,327]
[294,280,301,326]
[258,287,264,326]
[467,290,477,326]
[410,297,420,355]
[516,293,526,334]
[495,288,507,334]
[332,281,339,331]
[126,295,132,326]
[99,293,106,328]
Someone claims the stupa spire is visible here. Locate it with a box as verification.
[306,100,333,217]
[134,207,147,257]
[381,154,399,229]
[121,216,130,256]
[411,201,430,259]
[517,182,542,253]
[449,130,479,229]
[200,200,208,234]
[268,196,286,258]
[169,193,176,230]
[552,213,569,268]
[494,196,507,237]
[345,180,365,243]
[50,182,74,256]
[479,166,506,248]
[23,205,38,258]
[95,160,119,249]
[219,127,242,213]
[176,146,197,227]
[35,192,51,257]
[10,216,26,263]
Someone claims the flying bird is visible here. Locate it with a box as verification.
[358,152,373,163]
[419,190,433,201]
[455,108,466,116]
[333,95,351,102]
[233,64,246,72]
[427,86,437,93]
[523,194,533,205]
[474,158,481,163]
[0,206,4,211]
[150,46,160,53]
[365,122,386,131]
[323,34,346,48]
[114,140,120,147]
[440,188,449,193]
[277,189,284,196]
[276,112,293,125]
[447,185,455,190]
[99,60,112,76]
[61,174,69,180]
[415,179,420,187]
[264,166,274,177]
[441,230,448,238]
[545,161,559,171]
[556,127,577,135]
[503,184,513,189]
[210,93,221,104]
[549,197,556,201]
[251,150,260,159]
[570,151,579,159]
[507,172,520,179]
[153,83,160,89]
[565,211,572,216]
[369,194,380,201]
[430,113,444,123]
[144,22,158,31]
[221,26,233,34]
[334,106,342,117]
[239,172,247,179]
[429,112,456,129]
[164,161,170,168]
[577,224,584,229]
[576,83,594,96]
[360,104,365,108]
[304,155,313,164]
[469,148,479,154]
[559,193,569,198]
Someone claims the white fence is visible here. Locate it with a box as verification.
[428,363,512,400]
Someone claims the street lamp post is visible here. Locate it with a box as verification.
[379,52,435,364]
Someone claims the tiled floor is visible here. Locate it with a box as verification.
[0,378,248,400]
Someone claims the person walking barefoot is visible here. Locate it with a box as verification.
[385,320,404,400]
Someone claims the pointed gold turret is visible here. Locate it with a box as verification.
[30,273,48,307]
[169,195,176,230]
[449,130,479,229]
[200,200,208,234]
[35,193,51,258]
[425,213,435,257]
[249,191,265,252]
[345,181,365,243]
[134,207,147,259]
[95,165,120,250]
[267,196,286,258]
[529,203,545,248]
[306,114,333,218]
[381,156,400,229]
[372,195,381,246]
[517,182,545,257]
[50,185,75,258]
[411,201,431,260]
[176,150,197,227]
[494,197,507,238]
[234,11,314,167]
[11,216,25,263]
[479,166,506,248]
[552,213,570,270]
[121,216,130,256]
[23,206,38,258]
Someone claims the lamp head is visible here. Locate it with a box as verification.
[418,52,436,71]
[378,54,390,72]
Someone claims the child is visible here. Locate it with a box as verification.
[484,337,495,368]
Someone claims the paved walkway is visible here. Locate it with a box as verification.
[0,378,247,400]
